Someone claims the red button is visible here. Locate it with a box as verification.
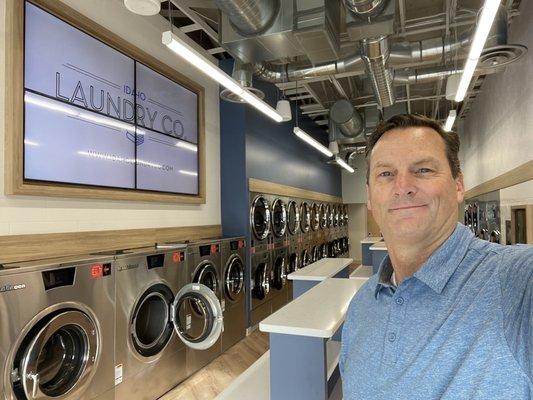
[211,244,218,254]
[91,264,103,279]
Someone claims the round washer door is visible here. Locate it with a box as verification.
[287,201,300,235]
[271,256,286,290]
[193,261,219,295]
[224,255,244,302]
[301,250,311,267]
[300,202,310,233]
[288,252,300,273]
[252,262,270,300]
[272,199,287,237]
[250,196,271,240]
[319,204,327,229]
[16,310,98,400]
[171,283,223,351]
[130,284,174,357]
[310,203,319,231]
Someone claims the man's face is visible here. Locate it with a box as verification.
[367,127,464,242]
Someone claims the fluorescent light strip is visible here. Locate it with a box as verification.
[293,127,333,157]
[443,110,457,131]
[24,139,39,146]
[162,31,283,123]
[25,92,136,132]
[336,157,355,173]
[179,170,198,176]
[455,0,501,101]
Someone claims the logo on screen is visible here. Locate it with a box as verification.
[126,131,145,146]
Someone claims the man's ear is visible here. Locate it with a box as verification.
[366,184,372,211]
[455,172,465,203]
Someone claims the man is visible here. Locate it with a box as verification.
[340,114,532,399]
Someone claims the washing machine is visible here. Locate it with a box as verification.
[286,199,300,238]
[271,246,288,310]
[250,250,272,326]
[250,193,272,253]
[186,239,223,373]
[287,237,300,302]
[110,245,190,400]
[220,237,246,353]
[271,197,288,249]
[0,254,116,400]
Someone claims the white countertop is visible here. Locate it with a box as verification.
[369,241,388,251]
[349,265,373,280]
[259,278,365,337]
[287,257,353,281]
[360,236,383,244]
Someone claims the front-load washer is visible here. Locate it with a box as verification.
[0,254,116,400]
[186,239,223,373]
[300,201,311,235]
[310,203,320,233]
[110,245,189,400]
[319,203,327,230]
[287,200,300,237]
[250,194,272,253]
[220,237,246,353]
[271,246,288,310]
[250,250,272,325]
[271,197,288,247]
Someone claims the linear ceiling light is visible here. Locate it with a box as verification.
[455,0,501,102]
[293,127,333,157]
[162,31,283,123]
[336,157,355,173]
[443,109,457,131]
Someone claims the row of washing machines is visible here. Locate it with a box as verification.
[0,237,246,400]
[249,193,350,325]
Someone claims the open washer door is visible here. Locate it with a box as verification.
[171,284,223,351]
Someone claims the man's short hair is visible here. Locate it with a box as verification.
[365,113,461,183]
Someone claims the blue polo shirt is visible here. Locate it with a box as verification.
[340,223,532,399]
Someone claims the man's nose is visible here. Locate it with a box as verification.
[393,171,417,197]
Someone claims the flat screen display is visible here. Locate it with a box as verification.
[23,1,199,195]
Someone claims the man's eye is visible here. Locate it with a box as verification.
[378,171,392,177]
[417,168,433,173]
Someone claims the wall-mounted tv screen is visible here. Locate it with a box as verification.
[23,1,199,195]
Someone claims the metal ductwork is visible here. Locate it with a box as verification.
[343,0,390,19]
[213,0,280,37]
[394,66,462,85]
[220,60,265,103]
[360,36,395,108]
[389,35,471,65]
[329,100,365,138]
[253,54,365,83]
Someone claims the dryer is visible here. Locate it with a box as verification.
[286,199,300,238]
[110,245,189,400]
[0,254,115,400]
[250,194,272,253]
[271,197,288,248]
[185,239,223,373]
[220,237,246,353]
[250,250,272,326]
[271,245,288,310]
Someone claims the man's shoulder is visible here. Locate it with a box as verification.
[468,237,532,265]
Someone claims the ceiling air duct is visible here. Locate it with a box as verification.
[329,100,365,138]
[360,36,395,108]
[213,0,280,37]
[220,60,265,103]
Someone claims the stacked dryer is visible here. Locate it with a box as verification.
[270,196,289,312]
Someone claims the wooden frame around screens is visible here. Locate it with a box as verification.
[5,0,206,203]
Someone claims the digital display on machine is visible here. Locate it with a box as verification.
[147,254,165,269]
[23,2,199,195]
[199,245,212,257]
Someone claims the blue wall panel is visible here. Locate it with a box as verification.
[244,79,342,197]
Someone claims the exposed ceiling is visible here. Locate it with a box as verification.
[160,0,526,154]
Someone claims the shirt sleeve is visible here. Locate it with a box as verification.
[499,245,533,383]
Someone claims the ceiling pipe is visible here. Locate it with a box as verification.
[393,66,462,85]
[213,0,280,37]
[329,99,365,137]
[360,36,395,108]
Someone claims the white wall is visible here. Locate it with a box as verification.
[458,0,533,190]
[342,153,367,204]
[0,0,221,235]
[347,203,367,263]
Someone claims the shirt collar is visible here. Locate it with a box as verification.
[374,223,474,297]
